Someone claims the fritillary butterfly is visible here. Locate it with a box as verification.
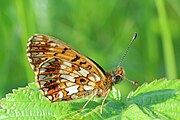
[26,33,137,114]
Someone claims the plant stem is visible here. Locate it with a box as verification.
[155,0,177,78]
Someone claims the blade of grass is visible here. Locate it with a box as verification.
[15,0,34,82]
[0,12,13,97]
[155,0,177,79]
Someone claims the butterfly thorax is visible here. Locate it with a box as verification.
[96,67,125,97]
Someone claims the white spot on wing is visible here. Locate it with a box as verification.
[38,75,45,80]
[66,82,76,87]
[60,65,66,69]
[47,95,53,100]
[34,37,42,41]
[73,70,81,76]
[42,88,49,94]
[34,41,40,44]
[60,75,75,82]
[32,47,38,49]
[69,73,79,77]
[39,81,46,87]
[28,58,32,62]
[79,67,89,77]
[71,94,78,99]
[88,76,95,81]
[40,42,46,45]
[27,41,31,46]
[42,62,50,67]
[59,69,69,74]
[39,52,43,55]
[93,73,100,81]
[28,36,33,41]
[41,58,47,61]
[88,81,96,86]
[63,61,72,67]
[65,85,79,95]
[39,68,46,73]
[35,34,43,38]
[26,47,30,52]
[83,85,94,91]
[58,91,63,98]
[50,43,57,47]
[59,69,63,74]
[49,48,55,51]
[61,79,67,82]
[27,53,31,57]
[32,52,38,55]
[48,58,56,63]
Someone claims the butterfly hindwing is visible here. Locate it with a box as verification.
[37,58,101,101]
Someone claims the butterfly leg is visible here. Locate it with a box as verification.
[79,89,98,112]
[100,89,110,114]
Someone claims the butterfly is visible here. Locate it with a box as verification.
[26,33,137,114]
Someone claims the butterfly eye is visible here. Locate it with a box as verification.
[111,67,125,84]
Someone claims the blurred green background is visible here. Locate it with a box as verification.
[0,0,179,99]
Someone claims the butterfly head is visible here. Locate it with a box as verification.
[111,67,125,84]
[111,32,138,85]
[111,67,138,85]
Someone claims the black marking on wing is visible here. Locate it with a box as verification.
[53,53,58,56]
[61,47,68,54]
[80,78,86,82]
[86,65,92,70]
[71,55,80,62]
[87,56,106,75]
[79,61,87,65]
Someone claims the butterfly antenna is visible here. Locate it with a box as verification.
[121,75,138,85]
[117,32,137,67]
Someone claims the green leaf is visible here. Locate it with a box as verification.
[124,79,180,120]
[0,79,179,120]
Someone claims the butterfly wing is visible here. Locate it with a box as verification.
[37,57,103,101]
[26,34,106,79]
[26,34,107,101]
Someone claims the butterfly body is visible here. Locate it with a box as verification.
[26,34,125,112]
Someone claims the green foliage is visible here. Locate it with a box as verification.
[0,0,180,110]
[0,79,179,120]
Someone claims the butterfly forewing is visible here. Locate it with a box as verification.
[26,34,106,79]
[26,34,108,101]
